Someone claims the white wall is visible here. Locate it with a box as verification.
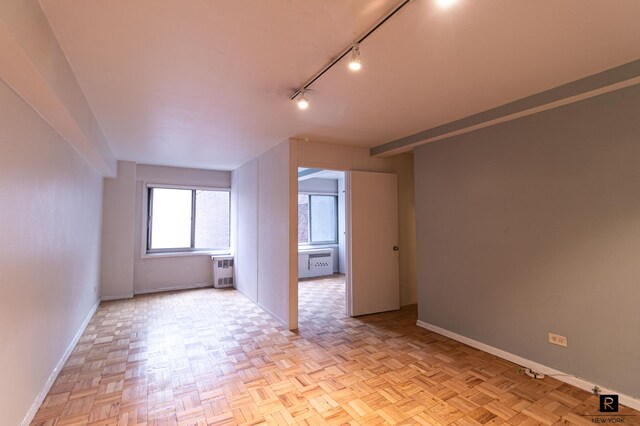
[100,162,232,295]
[297,140,396,172]
[132,165,231,294]
[396,154,417,306]
[0,82,102,425]
[229,163,239,287]
[338,177,347,274]
[100,161,136,299]
[234,140,297,328]
[233,158,259,301]
[257,140,298,327]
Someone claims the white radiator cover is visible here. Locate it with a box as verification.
[212,256,234,288]
[298,249,333,279]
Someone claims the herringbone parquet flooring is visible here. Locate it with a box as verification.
[31,275,639,425]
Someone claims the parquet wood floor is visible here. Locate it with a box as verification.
[31,275,639,425]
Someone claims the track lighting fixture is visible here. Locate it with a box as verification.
[291,0,414,109]
[348,44,362,71]
[297,92,309,110]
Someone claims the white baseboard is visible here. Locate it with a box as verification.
[231,285,286,327]
[21,300,100,426]
[100,293,133,301]
[256,302,287,327]
[416,320,640,412]
[104,283,215,300]
[134,282,212,295]
[233,285,257,303]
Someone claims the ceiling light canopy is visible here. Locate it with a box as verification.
[348,44,362,71]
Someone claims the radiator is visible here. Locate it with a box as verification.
[212,256,234,288]
[298,249,333,279]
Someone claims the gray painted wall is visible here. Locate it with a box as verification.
[414,85,640,398]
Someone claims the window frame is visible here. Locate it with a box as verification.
[298,192,339,246]
[146,184,231,254]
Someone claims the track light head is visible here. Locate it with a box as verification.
[348,44,362,72]
[297,92,309,110]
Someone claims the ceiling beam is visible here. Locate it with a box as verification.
[371,59,640,157]
[0,13,116,177]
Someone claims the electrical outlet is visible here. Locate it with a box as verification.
[548,332,568,347]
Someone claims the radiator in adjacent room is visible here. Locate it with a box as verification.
[298,249,333,279]
[212,256,234,288]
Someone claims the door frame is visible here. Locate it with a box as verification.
[344,171,352,317]
[295,165,352,323]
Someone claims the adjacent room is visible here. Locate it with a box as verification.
[1,0,640,425]
[297,168,347,326]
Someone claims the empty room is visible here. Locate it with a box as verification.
[1,0,639,425]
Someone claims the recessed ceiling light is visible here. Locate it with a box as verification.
[348,44,362,72]
[297,93,309,110]
[436,0,457,7]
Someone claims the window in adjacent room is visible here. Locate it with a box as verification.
[147,187,230,252]
[298,194,338,245]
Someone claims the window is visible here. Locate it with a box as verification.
[147,187,230,252]
[298,194,338,245]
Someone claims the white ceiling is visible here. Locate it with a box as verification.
[40,0,640,170]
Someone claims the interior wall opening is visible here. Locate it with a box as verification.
[297,167,347,327]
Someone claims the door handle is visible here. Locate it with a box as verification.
[393,246,399,251]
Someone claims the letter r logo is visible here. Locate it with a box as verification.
[599,395,618,412]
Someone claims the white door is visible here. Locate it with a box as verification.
[347,171,399,316]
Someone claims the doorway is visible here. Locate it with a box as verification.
[294,168,401,330]
[297,168,348,326]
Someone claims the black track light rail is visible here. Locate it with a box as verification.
[290,0,414,101]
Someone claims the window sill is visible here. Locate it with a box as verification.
[143,250,231,259]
